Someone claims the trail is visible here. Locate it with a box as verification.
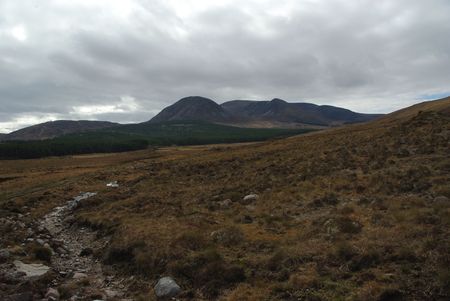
[39,192,132,301]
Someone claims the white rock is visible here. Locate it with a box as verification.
[73,272,88,279]
[242,194,259,204]
[154,277,181,298]
[46,288,60,301]
[13,260,50,278]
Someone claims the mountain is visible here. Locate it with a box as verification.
[150,96,382,127]
[221,98,383,127]
[2,97,448,299]
[150,96,234,123]
[1,120,118,141]
[0,96,383,141]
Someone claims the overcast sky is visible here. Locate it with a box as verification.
[0,0,449,133]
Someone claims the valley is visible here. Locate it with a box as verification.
[0,97,449,300]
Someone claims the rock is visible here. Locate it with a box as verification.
[434,195,449,204]
[46,288,60,301]
[104,289,119,298]
[154,276,181,298]
[0,249,11,263]
[242,194,259,204]
[106,181,119,188]
[217,199,232,209]
[73,272,88,279]
[13,260,50,278]
[36,239,45,245]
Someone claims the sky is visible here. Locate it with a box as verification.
[0,0,449,133]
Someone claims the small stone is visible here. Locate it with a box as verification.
[45,288,60,301]
[36,239,45,245]
[241,194,259,204]
[217,199,232,209]
[434,195,449,204]
[104,289,118,298]
[73,272,88,279]
[154,277,181,298]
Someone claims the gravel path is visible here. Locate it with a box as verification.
[39,192,132,301]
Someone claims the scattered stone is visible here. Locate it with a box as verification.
[242,194,259,204]
[46,288,60,301]
[104,289,119,298]
[154,276,181,298]
[73,272,88,279]
[217,199,232,209]
[68,192,97,210]
[0,249,10,263]
[13,260,50,278]
[106,181,119,188]
[434,195,449,204]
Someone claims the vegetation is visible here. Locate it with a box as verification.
[0,132,149,159]
[0,98,449,300]
[0,121,314,159]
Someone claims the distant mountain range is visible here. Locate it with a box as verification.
[150,96,382,128]
[0,96,383,141]
[0,120,118,141]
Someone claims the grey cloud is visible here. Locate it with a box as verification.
[0,0,449,132]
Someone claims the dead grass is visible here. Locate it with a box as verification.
[1,98,449,300]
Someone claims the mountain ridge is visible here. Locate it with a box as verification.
[1,96,386,141]
[0,120,118,141]
[150,96,383,127]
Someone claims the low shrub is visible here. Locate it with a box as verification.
[31,245,52,263]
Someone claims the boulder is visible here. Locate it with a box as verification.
[45,288,60,301]
[13,260,50,278]
[154,276,181,298]
[242,194,259,204]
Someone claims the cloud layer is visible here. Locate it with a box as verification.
[0,0,449,132]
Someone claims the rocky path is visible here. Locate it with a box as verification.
[1,192,135,301]
[37,192,132,300]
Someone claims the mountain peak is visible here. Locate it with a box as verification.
[270,98,287,104]
[177,96,216,104]
[150,96,233,123]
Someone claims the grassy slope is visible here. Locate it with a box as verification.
[1,98,449,300]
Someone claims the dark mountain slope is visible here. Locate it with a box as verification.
[221,98,383,126]
[150,96,234,123]
[1,120,118,141]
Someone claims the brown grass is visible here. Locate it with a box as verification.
[1,97,449,300]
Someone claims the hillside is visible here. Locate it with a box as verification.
[0,97,449,300]
[221,99,383,127]
[150,96,382,127]
[1,120,118,141]
[1,97,382,142]
[150,96,234,123]
[0,121,313,159]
